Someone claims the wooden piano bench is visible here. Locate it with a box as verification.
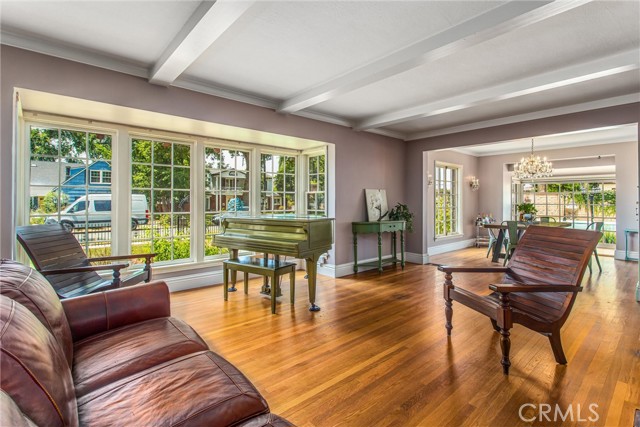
[223,256,297,314]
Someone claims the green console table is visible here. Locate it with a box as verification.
[352,221,405,273]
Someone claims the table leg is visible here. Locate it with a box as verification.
[306,255,320,311]
[377,231,383,272]
[353,232,358,273]
[491,230,505,263]
[400,230,405,269]
[392,231,397,266]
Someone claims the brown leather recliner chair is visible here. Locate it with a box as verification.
[0,259,292,427]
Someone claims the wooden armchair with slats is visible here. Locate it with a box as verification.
[438,226,601,375]
[16,224,155,299]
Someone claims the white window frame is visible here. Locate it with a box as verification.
[434,161,462,239]
[129,134,195,265]
[89,170,111,184]
[203,142,253,260]
[20,118,117,257]
[301,147,328,216]
[258,149,298,216]
[18,112,331,272]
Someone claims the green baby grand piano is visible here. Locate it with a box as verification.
[213,216,334,311]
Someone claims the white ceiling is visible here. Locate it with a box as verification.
[1,0,639,142]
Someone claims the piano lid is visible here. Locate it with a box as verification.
[214,216,334,258]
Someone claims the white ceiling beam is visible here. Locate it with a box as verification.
[277,0,592,114]
[150,0,256,85]
[356,49,640,131]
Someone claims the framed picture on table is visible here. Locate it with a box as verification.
[365,189,388,222]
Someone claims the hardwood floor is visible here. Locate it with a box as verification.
[170,248,639,427]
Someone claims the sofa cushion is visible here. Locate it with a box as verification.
[0,296,78,427]
[77,351,270,427]
[0,390,37,427]
[0,259,73,366]
[73,317,208,396]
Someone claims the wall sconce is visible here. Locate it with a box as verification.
[427,173,433,187]
[470,176,480,191]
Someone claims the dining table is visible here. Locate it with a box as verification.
[484,221,572,263]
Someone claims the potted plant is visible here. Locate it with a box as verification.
[388,202,414,232]
[517,202,537,221]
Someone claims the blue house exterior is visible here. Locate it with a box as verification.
[59,160,111,202]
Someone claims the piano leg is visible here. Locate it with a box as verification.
[228,249,239,292]
[306,255,320,311]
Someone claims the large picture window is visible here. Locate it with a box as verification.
[434,163,460,238]
[27,125,113,257]
[204,147,250,258]
[261,153,296,215]
[22,116,331,270]
[513,180,616,245]
[131,138,191,262]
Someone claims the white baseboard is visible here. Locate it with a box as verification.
[406,252,429,264]
[161,270,223,292]
[614,249,639,261]
[323,255,414,278]
[428,239,476,256]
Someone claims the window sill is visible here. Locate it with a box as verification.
[434,233,463,241]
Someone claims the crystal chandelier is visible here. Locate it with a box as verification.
[513,139,553,180]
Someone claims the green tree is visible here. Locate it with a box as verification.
[40,191,68,213]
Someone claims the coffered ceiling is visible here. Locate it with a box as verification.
[1,0,639,141]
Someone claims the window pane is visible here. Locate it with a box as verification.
[132,139,151,163]
[89,133,112,160]
[173,191,190,212]
[132,164,151,188]
[173,167,190,189]
[173,144,190,166]
[153,166,171,188]
[153,141,172,164]
[61,130,87,158]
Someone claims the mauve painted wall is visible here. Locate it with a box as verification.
[405,103,640,255]
[0,46,405,264]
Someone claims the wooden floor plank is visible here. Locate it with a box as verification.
[170,248,640,426]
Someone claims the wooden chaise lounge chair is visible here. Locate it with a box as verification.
[17,224,155,299]
[438,225,601,374]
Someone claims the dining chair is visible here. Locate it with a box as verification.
[485,221,508,259]
[502,220,519,266]
[586,221,604,273]
[539,216,557,223]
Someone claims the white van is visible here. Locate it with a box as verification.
[45,194,149,231]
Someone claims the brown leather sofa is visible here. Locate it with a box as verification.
[0,259,292,427]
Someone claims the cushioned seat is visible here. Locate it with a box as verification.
[73,317,208,396]
[0,259,292,427]
[77,351,270,426]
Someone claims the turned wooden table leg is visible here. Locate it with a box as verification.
[443,272,453,336]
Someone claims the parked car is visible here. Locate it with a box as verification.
[45,194,149,231]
